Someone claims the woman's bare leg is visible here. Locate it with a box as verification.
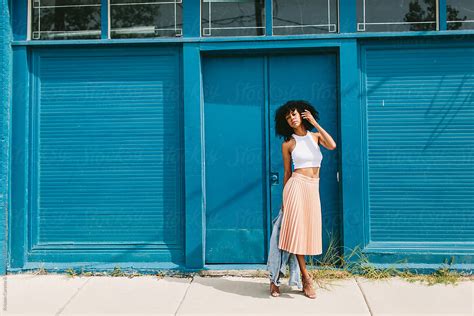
[296,254,317,298]
[296,254,310,279]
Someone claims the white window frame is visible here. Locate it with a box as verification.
[109,0,183,39]
[30,0,102,40]
[28,0,183,40]
[357,0,440,32]
[200,0,266,37]
[271,0,339,35]
[446,0,474,29]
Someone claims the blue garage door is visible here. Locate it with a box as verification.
[362,44,474,249]
[21,47,183,265]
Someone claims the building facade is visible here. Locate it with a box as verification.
[1,1,473,275]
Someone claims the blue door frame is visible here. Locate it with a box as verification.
[185,43,361,270]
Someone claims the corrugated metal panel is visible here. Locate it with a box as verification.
[363,46,474,243]
[33,50,183,250]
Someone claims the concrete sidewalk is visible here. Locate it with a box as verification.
[1,273,473,315]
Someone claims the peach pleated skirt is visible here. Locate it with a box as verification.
[278,172,322,255]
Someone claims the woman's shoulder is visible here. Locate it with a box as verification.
[282,137,296,150]
[283,134,297,142]
[309,131,320,143]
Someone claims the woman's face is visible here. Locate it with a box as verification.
[285,109,301,129]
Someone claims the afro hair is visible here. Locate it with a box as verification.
[274,100,320,142]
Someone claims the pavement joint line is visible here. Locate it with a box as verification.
[174,275,194,316]
[354,276,373,316]
[55,276,94,316]
[2,274,6,312]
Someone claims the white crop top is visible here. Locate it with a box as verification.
[291,131,323,169]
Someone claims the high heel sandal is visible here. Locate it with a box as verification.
[270,282,280,297]
[302,276,317,299]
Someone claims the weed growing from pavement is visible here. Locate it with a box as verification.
[302,236,472,286]
[31,263,47,275]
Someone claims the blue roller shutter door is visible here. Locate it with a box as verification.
[362,44,474,248]
[28,47,183,264]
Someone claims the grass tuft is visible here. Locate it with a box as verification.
[303,233,471,286]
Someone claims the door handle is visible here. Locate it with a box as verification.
[270,172,279,185]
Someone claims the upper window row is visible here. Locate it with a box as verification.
[31,0,474,40]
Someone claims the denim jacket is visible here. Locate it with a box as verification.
[266,207,302,289]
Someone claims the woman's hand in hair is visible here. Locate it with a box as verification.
[301,109,317,126]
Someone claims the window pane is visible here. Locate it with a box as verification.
[273,0,338,35]
[357,0,437,32]
[31,0,101,40]
[110,0,183,38]
[201,0,265,36]
[447,0,474,30]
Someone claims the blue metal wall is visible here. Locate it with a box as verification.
[0,0,12,275]
[2,0,474,274]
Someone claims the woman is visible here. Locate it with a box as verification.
[270,100,337,299]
